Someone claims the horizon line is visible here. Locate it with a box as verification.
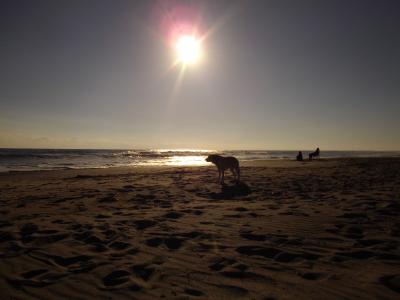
[1,147,400,152]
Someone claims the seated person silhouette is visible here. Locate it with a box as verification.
[296,151,303,161]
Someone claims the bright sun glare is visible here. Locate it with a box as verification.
[175,35,201,65]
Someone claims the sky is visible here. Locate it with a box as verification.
[1,0,399,150]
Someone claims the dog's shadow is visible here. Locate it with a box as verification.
[209,181,252,200]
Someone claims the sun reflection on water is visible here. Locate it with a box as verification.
[135,155,209,167]
[154,149,215,153]
[164,155,208,166]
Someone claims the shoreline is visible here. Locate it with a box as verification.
[1,156,399,176]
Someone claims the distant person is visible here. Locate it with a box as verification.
[296,151,303,161]
[309,147,320,160]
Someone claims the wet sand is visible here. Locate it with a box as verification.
[0,158,399,299]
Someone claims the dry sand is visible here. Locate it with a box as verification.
[0,158,399,299]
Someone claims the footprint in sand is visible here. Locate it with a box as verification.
[164,237,184,250]
[109,241,130,250]
[209,257,237,271]
[146,237,164,247]
[0,231,15,243]
[98,194,117,203]
[220,268,267,280]
[135,219,157,230]
[343,225,364,239]
[299,272,325,280]
[75,231,103,244]
[20,223,39,235]
[131,263,156,281]
[145,237,185,250]
[20,223,40,243]
[235,207,248,212]
[163,211,184,219]
[380,274,400,293]
[184,288,204,297]
[103,270,131,286]
[240,232,267,241]
[236,245,281,259]
[181,209,204,216]
[0,219,12,228]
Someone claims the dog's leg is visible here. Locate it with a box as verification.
[221,170,225,184]
[230,168,236,180]
[236,167,240,182]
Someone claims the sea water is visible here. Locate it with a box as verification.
[0,148,399,172]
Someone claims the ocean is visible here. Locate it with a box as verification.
[0,148,399,172]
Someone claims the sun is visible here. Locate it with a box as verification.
[175,35,201,65]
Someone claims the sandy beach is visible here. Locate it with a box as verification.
[1,158,399,299]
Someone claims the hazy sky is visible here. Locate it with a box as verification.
[1,0,399,150]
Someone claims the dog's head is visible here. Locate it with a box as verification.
[205,154,217,163]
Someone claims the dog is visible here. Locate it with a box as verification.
[205,154,240,184]
[309,148,320,160]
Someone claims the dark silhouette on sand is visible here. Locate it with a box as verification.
[296,151,303,161]
[205,154,240,184]
[309,148,320,160]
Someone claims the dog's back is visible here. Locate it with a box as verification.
[206,155,239,170]
[221,156,239,170]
